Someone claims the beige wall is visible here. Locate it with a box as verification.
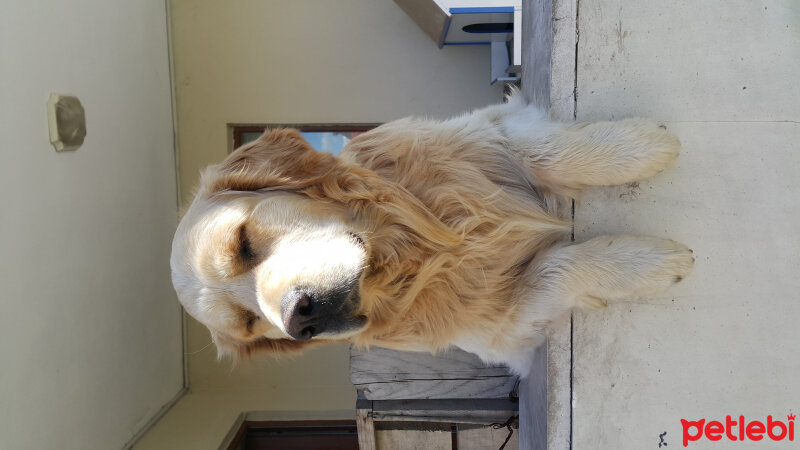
[171,0,505,202]
[0,1,183,449]
[136,0,503,447]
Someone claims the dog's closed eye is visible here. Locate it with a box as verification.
[245,312,259,333]
[238,224,257,261]
[224,223,265,276]
[230,303,260,335]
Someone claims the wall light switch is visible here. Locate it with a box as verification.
[47,93,86,151]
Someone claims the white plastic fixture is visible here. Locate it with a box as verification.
[47,93,87,151]
[394,0,522,84]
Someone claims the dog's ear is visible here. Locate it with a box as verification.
[203,128,336,193]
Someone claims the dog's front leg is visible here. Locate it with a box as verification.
[522,234,694,312]
[493,104,681,191]
[489,234,693,376]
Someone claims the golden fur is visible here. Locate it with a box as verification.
[171,92,694,375]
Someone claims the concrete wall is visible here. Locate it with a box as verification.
[0,1,182,449]
[135,0,503,447]
[571,1,800,449]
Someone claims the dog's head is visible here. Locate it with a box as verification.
[171,129,371,357]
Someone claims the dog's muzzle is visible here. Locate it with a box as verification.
[280,283,365,340]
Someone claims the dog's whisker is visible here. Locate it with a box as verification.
[184,340,214,355]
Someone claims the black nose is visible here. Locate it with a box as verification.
[281,290,320,341]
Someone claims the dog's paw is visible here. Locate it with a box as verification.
[588,235,694,299]
[639,236,695,290]
[628,119,682,171]
[568,235,694,305]
[614,119,681,180]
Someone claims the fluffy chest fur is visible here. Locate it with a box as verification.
[337,116,570,351]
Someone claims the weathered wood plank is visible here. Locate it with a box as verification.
[357,408,377,450]
[519,344,547,450]
[521,0,553,108]
[375,425,452,450]
[351,346,518,400]
[457,423,519,450]
[356,394,377,450]
[374,398,518,411]
[371,398,518,426]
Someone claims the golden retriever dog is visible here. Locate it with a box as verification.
[170,91,694,376]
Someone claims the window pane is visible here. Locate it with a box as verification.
[240,130,366,156]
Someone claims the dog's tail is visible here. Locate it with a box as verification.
[503,84,528,107]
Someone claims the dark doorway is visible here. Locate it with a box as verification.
[227,420,359,450]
